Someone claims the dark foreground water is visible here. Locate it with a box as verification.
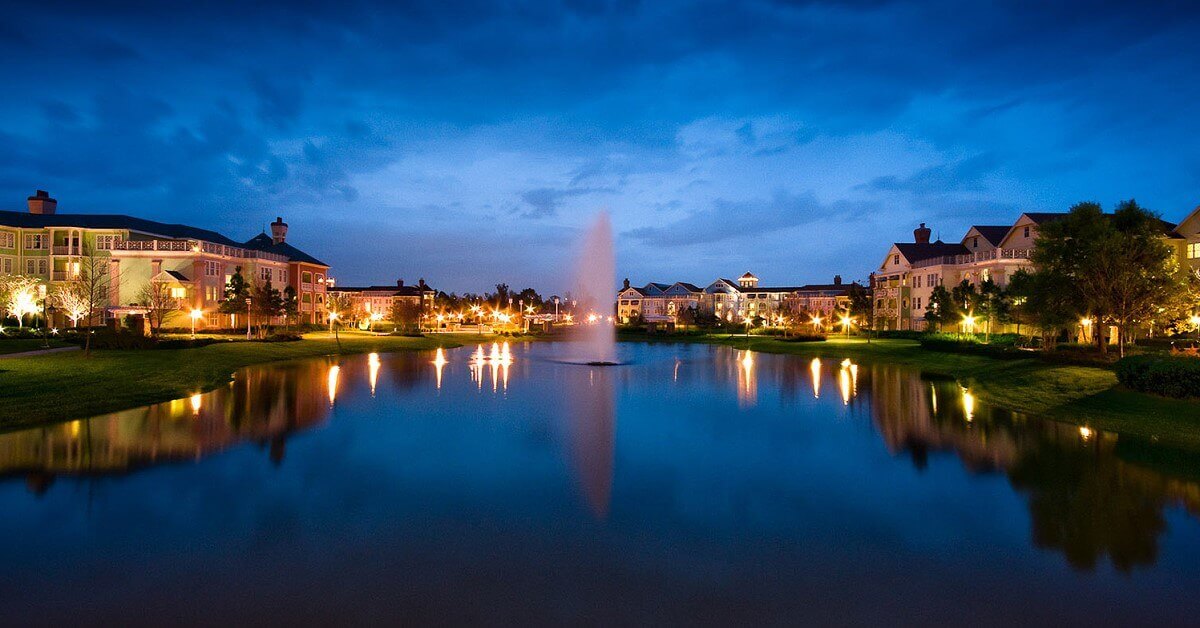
[2,342,1200,626]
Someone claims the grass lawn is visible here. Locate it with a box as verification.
[0,331,485,430]
[0,338,72,355]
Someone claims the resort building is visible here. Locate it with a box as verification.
[0,191,330,329]
[874,210,1196,331]
[617,272,856,327]
[327,279,435,327]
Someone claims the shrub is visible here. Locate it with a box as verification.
[257,333,302,343]
[156,338,227,349]
[777,334,826,343]
[67,330,158,350]
[1115,354,1200,398]
[919,334,1028,359]
[874,330,926,340]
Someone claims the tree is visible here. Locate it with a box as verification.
[1007,268,1077,350]
[73,242,117,357]
[2,275,41,328]
[390,298,421,331]
[138,280,175,338]
[1032,200,1186,357]
[52,282,89,327]
[252,279,284,336]
[924,284,958,332]
[219,266,250,326]
[282,285,299,330]
[325,291,353,350]
[975,278,1010,342]
[847,282,873,341]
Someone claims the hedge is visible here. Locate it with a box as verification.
[1115,354,1200,398]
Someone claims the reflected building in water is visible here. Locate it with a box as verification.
[864,362,1200,573]
[0,358,337,488]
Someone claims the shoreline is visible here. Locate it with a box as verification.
[2,331,1199,450]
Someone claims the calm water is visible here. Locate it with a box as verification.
[2,342,1200,625]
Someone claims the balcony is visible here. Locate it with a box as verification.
[911,247,1032,269]
[52,245,79,255]
[51,271,69,281]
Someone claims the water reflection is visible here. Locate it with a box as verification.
[864,362,1200,573]
[0,344,1198,581]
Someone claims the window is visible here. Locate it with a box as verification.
[170,287,186,299]
[1023,226,1030,238]
[0,232,13,249]
[205,261,221,277]
[261,267,272,282]
[893,254,900,265]
[1188,242,1200,259]
[38,259,47,275]
[316,273,325,284]
[24,234,46,250]
[302,271,313,284]
[278,269,288,284]
[2,257,10,273]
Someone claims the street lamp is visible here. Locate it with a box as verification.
[1190,314,1200,342]
[811,314,822,334]
[1080,317,1093,343]
[962,314,976,334]
[245,297,252,339]
[840,314,853,338]
[190,308,203,339]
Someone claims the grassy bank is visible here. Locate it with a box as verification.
[0,331,486,430]
[621,332,1200,449]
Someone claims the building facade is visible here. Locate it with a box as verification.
[618,272,856,327]
[327,279,435,327]
[0,191,329,329]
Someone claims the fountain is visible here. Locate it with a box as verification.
[568,211,618,365]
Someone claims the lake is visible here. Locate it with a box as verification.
[2,341,1199,625]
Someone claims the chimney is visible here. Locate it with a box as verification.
[27,190,57,215]
[418,278,427,289]
[270,216,288,244]
[623,278,630,290]
[913,222,931,244]
[397,278,405,287]
[834,275,842,285]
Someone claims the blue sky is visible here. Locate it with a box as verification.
[2,0,1198,292]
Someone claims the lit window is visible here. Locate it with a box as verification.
[1188,242,1200,259]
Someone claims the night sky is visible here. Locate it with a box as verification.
[2,1,1198,292]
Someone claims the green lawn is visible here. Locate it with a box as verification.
[0,331,480,430]
[0,338,71,355]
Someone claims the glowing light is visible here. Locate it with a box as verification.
[810,357,822,399]
[962,314,976,330]
[930,383,938,415]
[327,365,340,406]
[840,358,852,368]
[190,393,202,415]
[839,366,851,405]
[587,313,599,324]
[328,311,339,321]
[1080,317,1093,327]
[1079,426,1093,441]
[190,309,203,321]
[811,315,822,327]
[1190,315,1200,327]
[471,345,485,389]
[368,352,381,396]
[50,327,59,335]
[961,387,975,422]
[424,347,445,390]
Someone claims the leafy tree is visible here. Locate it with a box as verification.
[1032,200,1186,356]
[847,282,873,340]
[1007,268,1077,349]
[390,298,421,331]
[282,285,299,330]
[976,278,1010,342]
[924,284,958,332]
[252,279,285,336]
[219,266,250,324]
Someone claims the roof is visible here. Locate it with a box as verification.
[0,210,242,247]
[739,272,757,279]
[672,282,703,292]
[967,225,1010,246]
[331,284,433,296]
[1020,212,1069,225]
[895,241,970,264]
[647,282,672,291]
[163,270,190,282]
[244,233,329,267]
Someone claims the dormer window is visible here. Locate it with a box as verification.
[1023,226,1030,238]
[893,254,899,265]
[972,237,978,248]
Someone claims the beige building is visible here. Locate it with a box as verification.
[618,272,855,327]
[328,279,435,327]
[874,210,1196,332]
[0,191,329,329]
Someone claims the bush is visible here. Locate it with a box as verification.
[259,333,302,343]
[156,338,227,349]
[874,330,926,340]
[67,330,158,350]
[919,333,1029,359]
[1115,354,1200,398]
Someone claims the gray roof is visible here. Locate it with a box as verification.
[895,241,970,263]
[244,233,329,267]
[967,225,1010,246]
[0,210,242,247]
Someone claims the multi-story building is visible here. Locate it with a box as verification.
[0,191,329,329]
[327,279,435,327]
[616,280,702,323]
[874,210,1194,332]
[618,272,856,327]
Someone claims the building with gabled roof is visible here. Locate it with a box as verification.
[0,191,331,329]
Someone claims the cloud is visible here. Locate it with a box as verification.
[857,153,1000,194]
[624,190,876,246]
[517,187,609,218]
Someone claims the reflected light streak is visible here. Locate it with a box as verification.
[433,347,447,389]
[810,358,822,399]
[839,366,851,405]
[327,365,341,406]
[368,352,381,396]
[1079,426,1093,441]
[738,350,757,406]
[930,384,938,415]
[961,387,974,422]
[190,393,202,416]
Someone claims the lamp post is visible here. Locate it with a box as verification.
[811,315,822,335]
[553,296,560,321]
[38,284,48,348]
[190,308,203,339]
[245,297,252,340]
[1190,314,1200,343]
[841,314,853,338]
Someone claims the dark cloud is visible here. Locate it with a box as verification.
[858,153,1000,194]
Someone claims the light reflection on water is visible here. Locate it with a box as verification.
[1,342,1200,624]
